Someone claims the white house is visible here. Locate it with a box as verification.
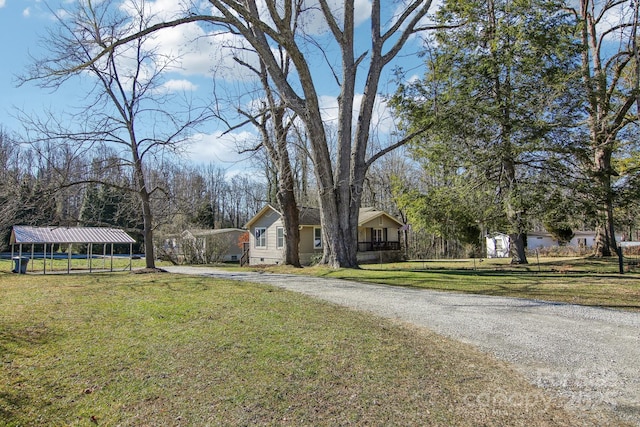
[526,230,625,250]
[487,230,624,258]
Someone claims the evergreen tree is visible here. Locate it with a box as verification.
[392,0,580,263]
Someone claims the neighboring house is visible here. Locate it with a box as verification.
[526,230,624,251]
[160,228,246,264]
[486,230,624,258]
[244,205,404,265]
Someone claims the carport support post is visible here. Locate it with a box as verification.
[129,243,132,271]
[43,243,47,274]
[110,243,114,272]
[89,243,93,273]
[30,244,34,272]
[68,243,72,274]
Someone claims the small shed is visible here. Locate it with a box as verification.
[486,232,510,258]
[10,226,136,274]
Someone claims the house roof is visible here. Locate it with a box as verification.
[182,228,245,238]
[298,206,322,226]
[245,204,403,228]
[10,226,136,245]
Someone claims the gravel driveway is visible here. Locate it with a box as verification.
[163,266,640,424]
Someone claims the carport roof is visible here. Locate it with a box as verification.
[10,226,136,245]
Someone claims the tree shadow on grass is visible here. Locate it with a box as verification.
[0,324,56,424]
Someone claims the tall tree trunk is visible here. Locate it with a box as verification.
[504,157,528,264]
[254,59,302,268]
[317,189,359,268]
[274,114,301,268]
[136,167,156,269]
[278,190,300,267]
[131,135,156,269]
[592,145,617,257]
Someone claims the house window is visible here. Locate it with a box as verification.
[276,227,284,249]
[314,227,322,249]
[255,227,266,248]
[373,228,383,242]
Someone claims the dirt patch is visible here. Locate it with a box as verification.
[131,267,167,274]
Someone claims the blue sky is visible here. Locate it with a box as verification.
[0,0,429,171]
[0,0,53,131]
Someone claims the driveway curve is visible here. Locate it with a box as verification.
[163,266,640,424]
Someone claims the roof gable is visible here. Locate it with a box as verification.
[358,208,404,227]
[244,204,281,229]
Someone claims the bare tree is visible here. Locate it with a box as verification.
[70,0,434,267]
[231,50,303,267]
[567,0,640,258]
[19,0,210,269]
[206,1,434,267]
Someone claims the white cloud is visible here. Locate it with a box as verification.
[184,130,259,168]
[118,0,372,80]
[23,7,31,17]
[150,25,259,80]
[119,0,185,23]
[598,2,637,42]
[296,0,371,35]
[154,79,198,94]
[114,0,259,80]
[0,0,6,9]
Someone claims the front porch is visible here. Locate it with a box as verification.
[358,241,401,252]
[357,240,403,263]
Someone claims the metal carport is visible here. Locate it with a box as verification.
[10,226,136,274]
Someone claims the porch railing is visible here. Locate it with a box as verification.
[357,241,401,252]
[240,242,250,266]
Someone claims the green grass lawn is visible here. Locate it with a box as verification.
[247,257,640,311]
[0,271,621,426]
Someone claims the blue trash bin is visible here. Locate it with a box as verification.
[12,257,29,274]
